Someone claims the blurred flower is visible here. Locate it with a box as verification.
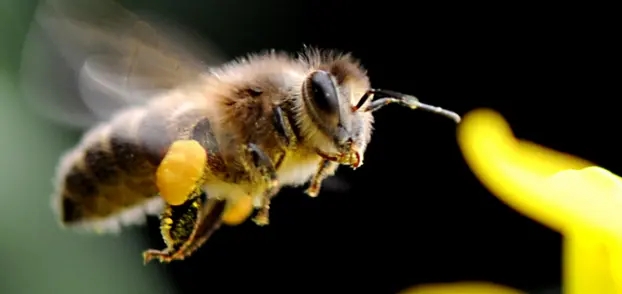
[400,282,524,294]
[402,108,622,293]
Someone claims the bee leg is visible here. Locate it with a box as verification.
[305,159,339,197]
[355,89,461,123]
[272,105,297,148]
[142,191,227,264]
[177,197,227,258]
[143,189,203,264]
[245,143,279,226]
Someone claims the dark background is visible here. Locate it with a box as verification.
[1,0,618,293]
[135,1,616,293]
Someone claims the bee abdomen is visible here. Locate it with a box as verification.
[54,101,224,233]
[54,107,171,233]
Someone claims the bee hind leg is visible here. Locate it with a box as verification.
[244,143,280,226]
[142,190,203,264]
[142,191,227,264]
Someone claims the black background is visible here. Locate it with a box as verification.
[48,0,622,293]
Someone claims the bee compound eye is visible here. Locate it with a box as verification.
[308,70,340,116]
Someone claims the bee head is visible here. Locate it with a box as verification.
[301,57,374,168]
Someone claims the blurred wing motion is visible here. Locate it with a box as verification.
[19,0,226,129]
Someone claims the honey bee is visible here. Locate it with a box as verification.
[21,0,461,264]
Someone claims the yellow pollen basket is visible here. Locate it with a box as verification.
[156,140,207,206]
[155,139,255,225]
[222,195,255,225]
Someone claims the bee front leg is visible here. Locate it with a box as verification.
[272,105,297,148]
[244,143,279,226]
[305,159,339,197]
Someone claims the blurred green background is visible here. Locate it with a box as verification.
[0,0,301,291]
[0,1,174,293]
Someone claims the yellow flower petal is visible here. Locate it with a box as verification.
[456,108,622,294]
[563,230,621,293]
[456,108,622,235]
[400,282,524,294]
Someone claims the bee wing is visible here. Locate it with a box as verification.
[20,0,226,130]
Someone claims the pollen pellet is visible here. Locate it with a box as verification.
[156,140,207,206]
[222,195,254,225]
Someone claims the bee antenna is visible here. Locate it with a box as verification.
[354,89,461,123]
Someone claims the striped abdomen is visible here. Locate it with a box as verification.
[54,99,222,233]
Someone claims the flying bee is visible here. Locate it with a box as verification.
[21,0,461,264]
